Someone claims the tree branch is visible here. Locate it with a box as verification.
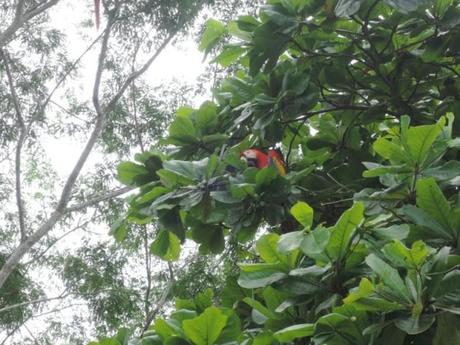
[0,18,114,290]
[38,31,105,118]
[0,0,60,48]
[142,262,175,334]
[1,48,27,242]
[281,105,370,123]
[0,3,185,291]
[65,186,134,213]
[105,28,179,113]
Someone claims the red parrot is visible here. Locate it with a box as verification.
[94,0,101,30]
[240,148,286,176]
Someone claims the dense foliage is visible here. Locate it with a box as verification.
[104,0,460,344]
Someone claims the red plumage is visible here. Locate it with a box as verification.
[241,148,286,175]
[94,0,101,30]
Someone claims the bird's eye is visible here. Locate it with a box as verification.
[241,156,257,167]
[246,158,257,167]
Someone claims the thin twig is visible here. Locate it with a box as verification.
[65,186,134,212]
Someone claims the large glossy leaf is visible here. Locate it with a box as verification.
[416,178,454,236]
[199,19,226,54]
[238,263,288,289]
[365,254,411,302]
[395,314,435,335]
[326,203,364,261]
[150,230,181,261]
[256,234,287,264]
[182,307,228,345]
[300,227,331,262]
[335,0,363,17]
[274,323,315,342]
[163,159,209,181]
[278,231,304,254]
[406,118,445,164]
[168,115,198,145]
[384,0,430,13]
[290,201,314,229]
[433,313,460,345]
[117,162,149,186]
[400,205,454,241]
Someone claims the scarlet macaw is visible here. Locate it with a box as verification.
[240,148,286,176]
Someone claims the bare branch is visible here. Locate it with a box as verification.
[57,19,113,212]
[0,0,60,48]
[23,0,60,21]
[106,29,178,113]
[0,5,184,291]
[39,31,105,117]
[0,291,69,314]
[65,186,134,213]
[0,18,115,289]
[1,49,27,242]
[142,262,175,334]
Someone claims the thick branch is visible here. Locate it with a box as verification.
[56,20,113,211]
[0,6,183,291]
[1,49,27,242]
[0,19,114,290]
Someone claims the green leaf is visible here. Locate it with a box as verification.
[395,314,435,335]
[382,240,430,269]
[243,297,279,320]
[407,118,445,164]
[401,205,454,241]
[335,0,363,16]
[362,163,412,178]
[117,162,149,186]
[238,263,288,289]
[274,323,315,342]
[137,186,169,204]
[416,178,454,236]
[199,19,226,54]
[150,230,181,261]
[433,313,460,345]
[326,203,364,261]
[344,278,374,304]
[169,115,197,145]
[365,254,411,302]
[278,231,304,254]
[256,234,286,264]
[290,201,314,229]
[373,138,407,163]
[299,227,331,262]
[195,102,218,132]
[373,224,410,241]
[163,158,208,181]
[384,0,429,13]
[109,218,127,242]
[182,307,228,345]
[214,46,246,67]
[255,167,278,187]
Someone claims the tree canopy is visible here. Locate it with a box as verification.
[105,0,460,344]
[1,0,460,343]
